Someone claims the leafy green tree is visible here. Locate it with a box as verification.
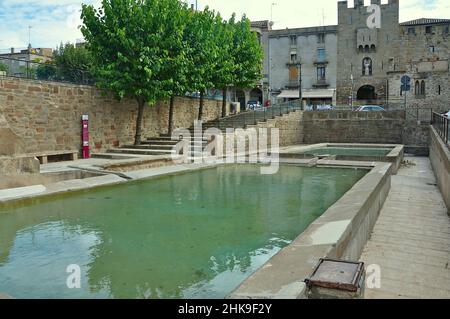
[160,1,191,136]
[36,63,57,80]
[232,16,264,95]
[54,43,93,84]
[184,8,219,120]
[81,0,184,145]
[211,14,236,118]
[0,62,8,73]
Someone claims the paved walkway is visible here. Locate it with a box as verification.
[360,156,450,299]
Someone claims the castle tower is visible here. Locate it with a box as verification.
[336,0,400,105]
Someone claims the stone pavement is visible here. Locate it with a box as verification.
[360,156,450,299]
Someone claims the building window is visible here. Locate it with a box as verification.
[362,57,372,76]
[289,65,299,82]
[428,45,435,54]
[425,26,433,34]
[317,67,326,82]
[421,80,426,96]
[438,85,441,95]
[290,35,297,46]
[444,25,449,35]
[317,33,325,44]
[408,27,415,35]
[415,80,426,96]
[317,48,326,62]
[290,52,297,63]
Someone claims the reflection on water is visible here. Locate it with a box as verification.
[0,165,366,299]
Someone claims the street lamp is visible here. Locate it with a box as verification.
[298,63,303,109]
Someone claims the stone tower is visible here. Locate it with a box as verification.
[336,0,400,106]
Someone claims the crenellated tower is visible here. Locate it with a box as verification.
[336,0,400,105]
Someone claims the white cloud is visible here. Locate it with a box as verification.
[0,0,448,51]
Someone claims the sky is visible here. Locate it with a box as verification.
[0,0,449,52]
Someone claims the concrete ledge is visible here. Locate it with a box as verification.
[429,126,450,213]
[279,143,403,173]
[228,162,392,299]
[0,164,218,206]
[0,174,126,205]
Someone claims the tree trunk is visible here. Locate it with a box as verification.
[222,87,227,118]
[168,95,175,136]
[134,97,145,146]
[198,91,204,121]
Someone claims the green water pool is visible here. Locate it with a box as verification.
[0,165,367,299]
[301,147,393,157]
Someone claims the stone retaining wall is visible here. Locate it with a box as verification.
[0,77,224,154]
[302,111,406,144]
[429,127,450,213]
[302,111,429,149]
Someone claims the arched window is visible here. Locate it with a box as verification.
[370,44,376,52]
[421,80,426,96]
[358,45,364,53]
[415,81,420,95]
[362,57,372,76]
[364,45,370,53]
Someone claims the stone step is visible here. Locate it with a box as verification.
[122,144,175,150]
[107,148,176,156]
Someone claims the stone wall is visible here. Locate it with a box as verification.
[302,110,406,144]
[429,126,450,213]
[0,77,224,154]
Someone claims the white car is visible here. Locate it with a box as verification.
[356,105,386,112]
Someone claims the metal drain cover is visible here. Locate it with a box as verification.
[305,258,365,293]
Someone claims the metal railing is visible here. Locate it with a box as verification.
[202,99,303,130]
[432,112,449,147]
[0,56,94,85]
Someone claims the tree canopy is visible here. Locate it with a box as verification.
[80,0,263,144]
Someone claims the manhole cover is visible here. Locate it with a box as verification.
[305,258,364,292]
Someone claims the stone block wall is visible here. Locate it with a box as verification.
[0,77,223,154]
[302,110,406,144]
[429,127,450,213]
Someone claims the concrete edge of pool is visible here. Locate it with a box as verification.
[0,163,218,204]
[279,143,404,174]
[228,161,392,299]
[0,159,392,300]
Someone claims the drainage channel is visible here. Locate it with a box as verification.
[68,165,134,180]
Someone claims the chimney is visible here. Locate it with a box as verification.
[10,48,14,54]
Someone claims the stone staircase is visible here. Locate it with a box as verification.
[101,100,302,157]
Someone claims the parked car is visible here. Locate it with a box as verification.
[305,105,334,111]
[247,100,262,110]
[355,105,386,112]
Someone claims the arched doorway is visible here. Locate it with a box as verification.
[250,88,263,104]
[357,85,376,100]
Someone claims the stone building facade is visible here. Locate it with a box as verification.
[336,0,450,111]
[268,25,337,106]
[336,0,401,106]
[387,18,450,113]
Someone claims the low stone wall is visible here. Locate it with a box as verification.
[429,127,450,213]
[229,161,392,299]
[0,156,40,176]
[302,111,406,144]
[248,110,304,147]
[0,77,224,154]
